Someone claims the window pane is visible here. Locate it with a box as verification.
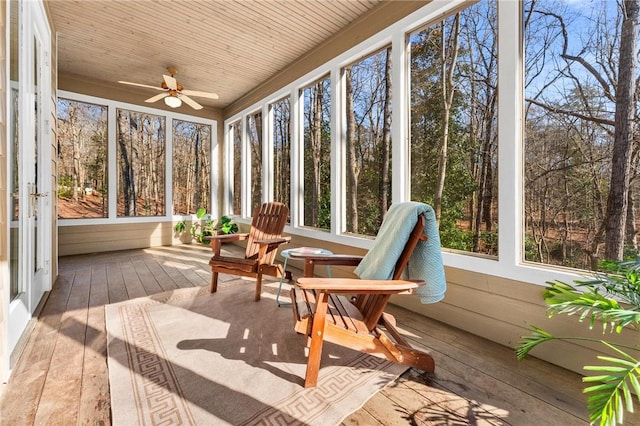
[272,97,290,214]
[172,120,211,215]
[409,0,498,255]
[56,98,108,219]
[343,47,392,236]
[524,0,635,268]
[116,109,166,217]
[302,76,331,230]
[230,120,242,216]
[247,111,262,214]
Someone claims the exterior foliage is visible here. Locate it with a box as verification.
[116,109,166,217]
[409,1,498,255]
[524,0,640,268]
[302,77,332,230]
[172,120,212,215]
[57,98,108,218]
[57,100,213,220]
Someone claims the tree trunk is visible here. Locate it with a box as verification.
[473,93,497,252]
[117,111,135,216]
[604,0,638,261]
[345,67,359,233]
[193,130,201,211]
[311,82,323,227]
[434,14,461,223]
[626,188,638,251]
[69,103,81,203]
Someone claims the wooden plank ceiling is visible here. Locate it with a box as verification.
[46,0,382,110]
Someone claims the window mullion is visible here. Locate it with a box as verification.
[391,31,409,204]
[330,68,344,236]
[497,0,523,269]
[262,103,272,202]
[210,122,219,217]
[108,106,117,219]
[166,116,173,217]
[241,116,250,217]
[290,89,302,227]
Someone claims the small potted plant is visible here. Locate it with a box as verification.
[217,215,239,235]
[174,208,237,244]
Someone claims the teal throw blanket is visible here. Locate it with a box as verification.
[353,202,446,304]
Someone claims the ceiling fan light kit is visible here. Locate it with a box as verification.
[118,67,218,110]
[164,96,182,108]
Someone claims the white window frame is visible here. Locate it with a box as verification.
[222,0,581,286]
[57,90,218,226]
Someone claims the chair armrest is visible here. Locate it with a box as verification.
[205,233,249,256]
[290,253,363,277]
[253,237,291,246]
[289,253,363,267]
[253,237,290,262]
[204,233,249,242]
[296,277,424,294]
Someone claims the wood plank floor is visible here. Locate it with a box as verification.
[1,244,632,425]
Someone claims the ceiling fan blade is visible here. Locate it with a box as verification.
[179,94,203,110]
[118,80,164,91]
[145,92,170,103]
[181,89,219,100]
[163,74,178,90]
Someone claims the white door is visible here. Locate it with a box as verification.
[7,0,51,360]
[27,15,50,313]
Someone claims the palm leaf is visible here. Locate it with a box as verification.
[517,261,640,426]
[582,343,640,426]
[543,281,640,332]
[515,326,555,360]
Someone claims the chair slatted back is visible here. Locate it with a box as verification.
[245,202,289,262]
[354,214,427,329]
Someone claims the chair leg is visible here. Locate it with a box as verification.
[210,271,219,293]
[304,292,329,388]
[255,272,262,301]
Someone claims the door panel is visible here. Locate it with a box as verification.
[7,0,51,361]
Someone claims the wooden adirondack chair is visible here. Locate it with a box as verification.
[207,202,290,301]
[291,214,436,387]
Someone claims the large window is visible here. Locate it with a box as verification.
[57,92,216,223]
[224,0,636,283]
[172,119,212,215]
[343,47,393,237]
[57,98,108,218]
[523,0,637,269]
[116,109,166,217]
[409,1,498,255]
[302,76,331,230]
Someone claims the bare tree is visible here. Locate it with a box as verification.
[248,112,263,213]
[379,47,392,223]
[433,13,461,222]
[524,0,639,265]
[604,0,639,260]
[310,81,324,227]
[345,66,359,233]
[117,110,136,216]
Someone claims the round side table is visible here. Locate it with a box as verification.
[276,247,333,306]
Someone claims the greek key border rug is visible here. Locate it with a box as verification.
[105,280,406,425]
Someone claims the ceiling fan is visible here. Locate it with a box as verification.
[118,67,218,110]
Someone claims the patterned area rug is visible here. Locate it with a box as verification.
[105,280,406,425]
